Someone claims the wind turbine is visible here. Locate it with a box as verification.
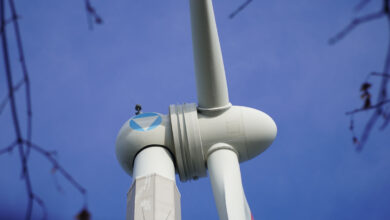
[116,0,277,219]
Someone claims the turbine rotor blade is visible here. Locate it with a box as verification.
[190,0,231,111]
[207,148,253,220]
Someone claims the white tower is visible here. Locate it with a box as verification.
[116,0,277,219]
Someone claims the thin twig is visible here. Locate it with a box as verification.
[31,193,47,220]
[380,105,390,129]
[329,11,384,45]
[9,0,33,158]
[0,141,17,155]
[356,109,380,151]
[13,78,25,90]
[346,99,390,115]
[0,78,25,115]
[1,1,35,219]
[374,13,390,130]
[84,0,102,30]
[51,170,64,193]
[0,95,9,114]
[26,141,88,199]
[371,72,390,78]
[355,0,372,12]
[229,0,253,19]
[376,16,390,103]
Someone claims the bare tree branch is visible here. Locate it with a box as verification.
[332,0,390,151]
[346,99,390,115]
[1,2,36,219]
[355,0,372,12]
[229,0,253,19]
[13,78,25,90]
[8,0,33,158]
[84,0,103,30]
[374,12,390,131]
[379,105,390,129]
[32,195,48,220]
[1,0,93,218]
[356,109,380,151]
[26,140,88,198]
[0,141,17,155]
[0,78,24,115]
[0,96,9,114]
[376,16,390,103]
[346,22,390,151]
[329,11,384,45]
[371,72,390,78]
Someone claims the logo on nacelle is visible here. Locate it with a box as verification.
[129,112,162,132]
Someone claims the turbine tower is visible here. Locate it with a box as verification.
[116,0,277,219]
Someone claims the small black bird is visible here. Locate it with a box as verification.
[135,104,142,115]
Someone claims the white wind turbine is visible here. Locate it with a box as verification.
[116,0,277,219]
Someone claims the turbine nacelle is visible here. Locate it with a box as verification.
[115,104,277,181]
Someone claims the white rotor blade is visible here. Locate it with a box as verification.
[190,0,230,110]
[207,149,253,220]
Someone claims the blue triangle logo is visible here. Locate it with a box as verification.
[129,113,162,131]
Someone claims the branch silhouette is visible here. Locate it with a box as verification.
[355,0,372,12]
[229,0,253,19]
[331,0,390,151]
[85,0,103,30]
[372,72,390,78]
[0,78,23,115]
[0,141,17,155]
[8,0,33,158]
[0,0,101,219]
[346,99,390,115]
[328,11,385,45]
[1,2,38,219]
[25,140,88,199]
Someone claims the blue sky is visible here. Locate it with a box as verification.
[1,0,390,219]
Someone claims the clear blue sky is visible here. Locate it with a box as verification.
[1,0,390,219]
